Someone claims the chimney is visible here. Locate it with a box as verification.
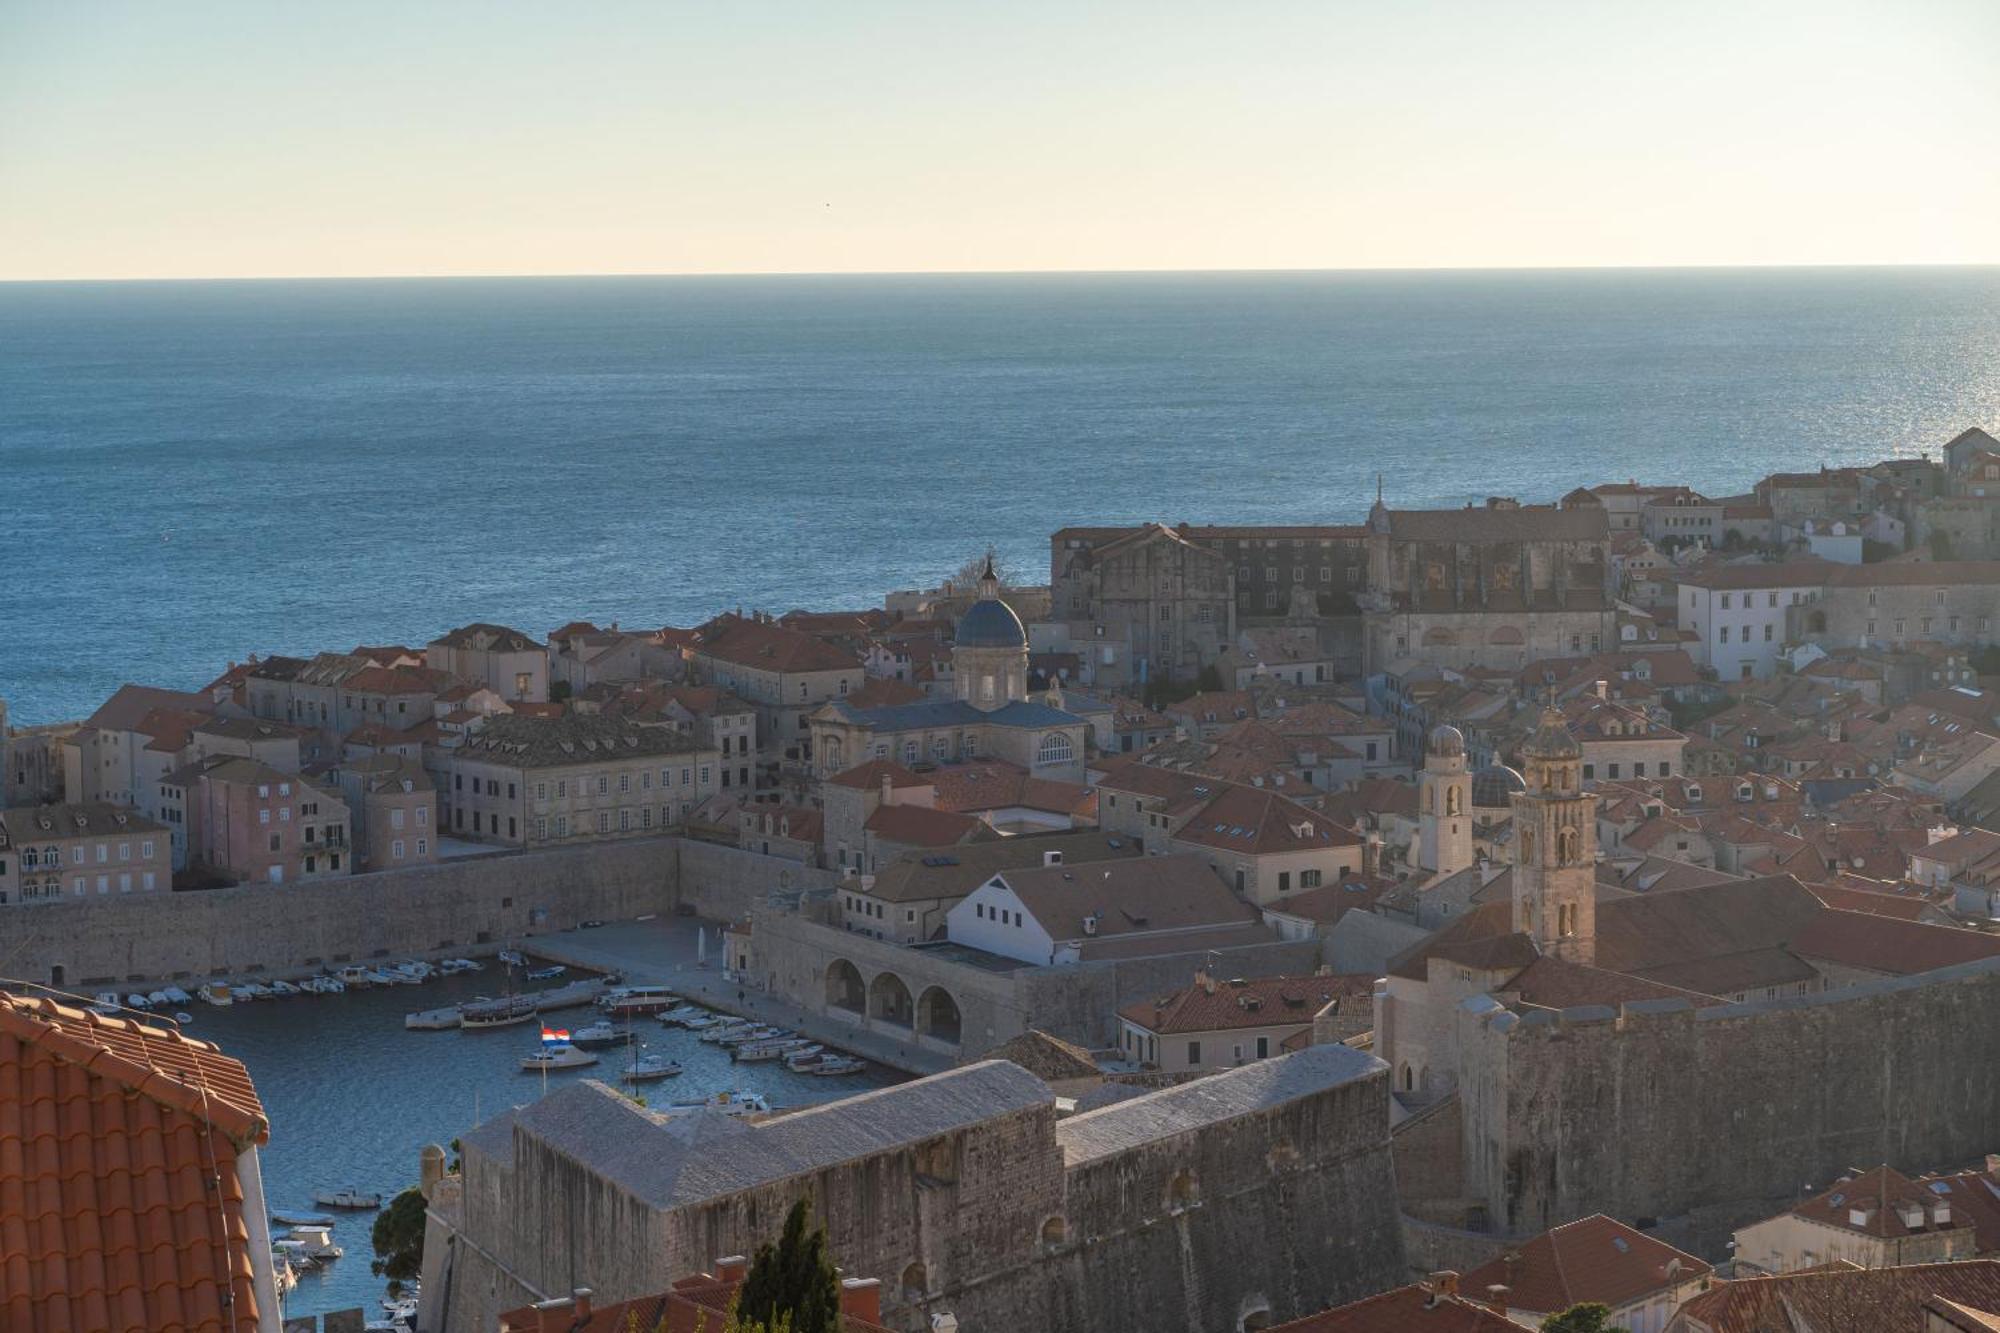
[839,1278,882,1325]
[716,1255,749,1282]
[930,1317,959,1333]
[1425,1271,1459,1305]
[1043,849,1063,866]
[1485,1285,1509,1318]
[1199,971,1217,995]
[1363,833,1382,878]
[571,1291,593,1322]
[1595,679,1609,700]
[881,773,894,806]
[1986,1153,2000,1176]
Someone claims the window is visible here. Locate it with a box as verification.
[618,773,630,793]
[1301,868,1322,888]
[268,833,281,852]
[597,812,610,833]
[1768,592,1778,608]
[1721,594,1732,610]
[391,808,405,830]
[1277,871,1291,892]
[417,807,427,827]
[1719,626,1729,643]
[596,776,608,795]
[556,816,569,837]
[1763,624,1773,641]
[699,766,711,785]
[141,840,153,857]
[557,779,567,797]
[1187,1041,1201,1066]
[259,808,271,825]
[393,839,405,859]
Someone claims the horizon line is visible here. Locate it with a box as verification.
[4,258,1999,285]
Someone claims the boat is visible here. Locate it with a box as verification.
[367,968,404,986]
[699,1021,763,1044]
[521,1042,598,1072]
[809,1056,867,1076]
[147,990,172,1006]
[161,985,192,1004]
[235,982,271,1001]
[197,982,233,1006]
[460,996,539,1029]
[392,960,434,982]
[599,985,678,1016]
[314,1188,383,1209]
[405,1005,463,1031]
[439,957,481,975]
[785,1049,833,1072]
[268,979,302,997]
[126,993,153,1009]
[566,1021,628,1048]
[497,948,526,967]
[93,991,120,1008]
[526,965,567,981]
[271,1210,336,1227]
[620,1054,683,1083]
[659,1004,709,1026]
[713,1025,784,1048]
[283,1224,342,1259]
[679,1013,723,1031]
[660,1090,772,1119]
[173,1011,194,1024]
[337,965,374,988]
[737,1039,814,1064]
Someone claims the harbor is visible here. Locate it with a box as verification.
[166,917,898,1324]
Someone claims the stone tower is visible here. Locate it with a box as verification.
[953,557,1029,713]
[1417,723,1473,878]
[1509,705,1599,965]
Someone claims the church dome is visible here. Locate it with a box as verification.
[1427,724,1465,758]
[954,557,1027,650]
[955,596,1026,649]
[1471,764,1527,808]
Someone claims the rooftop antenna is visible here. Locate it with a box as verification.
[1376,473,1384,504]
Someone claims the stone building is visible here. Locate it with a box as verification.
[945,852,1267,966]
[163,756,352,884]
[1675,561,1831,680]
[1731,1165,1980,1276]
[1791,561,2000,655]
[810,565,1089,783]
[1117,970,1369,1073]
[689,612,866,776]
[426,622,550,703]
[0,801,170,905]
[1,698,71,806]
[438,713,719,846]
[418,1045,1407,1333]
[836,828,1138,945]
[60,683,217,809]
[1359,497,1616,673]
[328,752,438,871]
[1048,523,1236,687]
[1415,724,1474,883]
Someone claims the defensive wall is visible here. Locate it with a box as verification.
[749,907,1322,1060]
[421,1045,1406,1333]
[1453,957,2000,1238]
[0,837,678,988]
[672,837,841,920]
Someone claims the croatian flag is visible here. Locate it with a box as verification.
[541,1028,569,1045]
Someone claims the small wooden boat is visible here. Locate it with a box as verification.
[314,1188,383,1209]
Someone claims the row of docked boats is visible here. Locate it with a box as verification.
[187,957,487,1010]
[406,975,609,1030]
[672,1012,865,1075]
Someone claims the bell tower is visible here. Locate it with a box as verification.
[1417,724,1472,878]
[1509,706,1598,965]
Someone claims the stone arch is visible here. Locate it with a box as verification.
[900,1262,927,1303]
[1036,731,1074,767]
[1557,826,1579,864]
[1445,786,1463,816]
[1039,1215,1068,1249]
[1400,1062,1414,1092]
[916,986,961,1043]
[1167,1168,1198,1209]
[1421,627,1456,647]
[825,959,865,1013]
[1487,626,1525,646]
[1240,1300,1275,1332]
[869,971,914,1027]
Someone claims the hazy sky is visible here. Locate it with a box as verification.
[3,1,1997,279]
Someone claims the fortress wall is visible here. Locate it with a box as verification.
[2,837,678,988]
[673,838,841,921]
[1457,961,2000,1237]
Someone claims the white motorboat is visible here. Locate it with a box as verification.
[93,991,120,1008]
[497,948,526,967]
[784,1048,832,1072]
[619,1054,683,1083]
[566,1021,627,1048]
[600,985,678,1016]
[314,1188,383,1209]
[268,979,302,997]
[733,1037,808,1062]
[521,1042,598,1072]
[161,985,192,1005]
[661,1090,772,1119]
[337,965,375,988]
[699,1022,764,1045]
[271,1210,336,1227]
[659,1004,709,1026]
[439,957,481,975]
[366,968,404,986]
[809,1056,867,1076]
[126,993,153,1009]
[526,965,566,981]
[714,1025,783,1048]
[680,1013,723,1031]
[147,990,172,1006]
[235,982,271,1001]
[197,982,233,1006]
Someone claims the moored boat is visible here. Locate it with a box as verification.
[198,982,233,1006]
[126,993,153,1009]
[526,964,566,981]
[337,965,375,988]
[600,985,678,1016]
[314,1188,383,1209]
[808,1056,867,1076]
[736,1039,814,1063]
[161,985,192,1004]
[271,1210,336,1227]
[269,979,302,997]
[620,1054,683,1082]
[660,1090,771,1119]
[520,1042,598,1072]
[659,1004,709,1026]
[566,1021,627,1048]
[460,995,539,1029]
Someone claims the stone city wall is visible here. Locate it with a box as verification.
[672,837,841,922]
[1455,959,2000,1238]
[0,837,677,988]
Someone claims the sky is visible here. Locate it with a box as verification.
[2,1,1997,280]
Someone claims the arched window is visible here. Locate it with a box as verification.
[1445,787,1462,816]
[1520,828,1534,862]
[981,674,996,702]
[1039,1216,1068,1249]
[1167,1169,1198,1209]
[1558,903,1577,937]
[1401,1063,1414,1091]
[1036,732,1074,767]
[1557,827,1578,864]
[900,1262,927,1303]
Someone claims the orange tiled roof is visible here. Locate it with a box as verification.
[0,993,271,1333]
[1460,1213,1709,1314]
[1268,1282,1523,1331]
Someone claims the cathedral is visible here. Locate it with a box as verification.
[808,561,1090,782]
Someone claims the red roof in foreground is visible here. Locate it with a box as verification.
[1672,1259,2000,1332]
[500,1269,896,1333]
[1460,1213,1710,1314]
[1269,1282,1522,1332]
[0,993,271,1333]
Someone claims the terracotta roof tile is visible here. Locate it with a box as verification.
[1171,785,1362,856]
[862,803,984,847]
[1268,1282,1523,1331]
[825,757,929,791]
[0,993,268,1333]
[1120,973,1371,1035]
[1673,1258,2000,1331]
[1461,1213,1709,1314]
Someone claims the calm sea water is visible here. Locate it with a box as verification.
[186,967,893,1320]
[4,268,1999,724]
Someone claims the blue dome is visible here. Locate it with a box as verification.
[1471,764,1527,808]
[956,596,1026,649]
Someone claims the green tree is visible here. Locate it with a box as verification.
[1194,664,1224,693]
[734,1198,840,1333]
[370,1186,428,1283]
[1541,1303,1628,1333]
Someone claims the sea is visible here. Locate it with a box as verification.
[4,267,2000,726]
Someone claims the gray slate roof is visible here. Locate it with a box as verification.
[455,713,705,768]
[478,1060,1053,1211]
[826,697,1083,733]
[1056,1042,1385,1165]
